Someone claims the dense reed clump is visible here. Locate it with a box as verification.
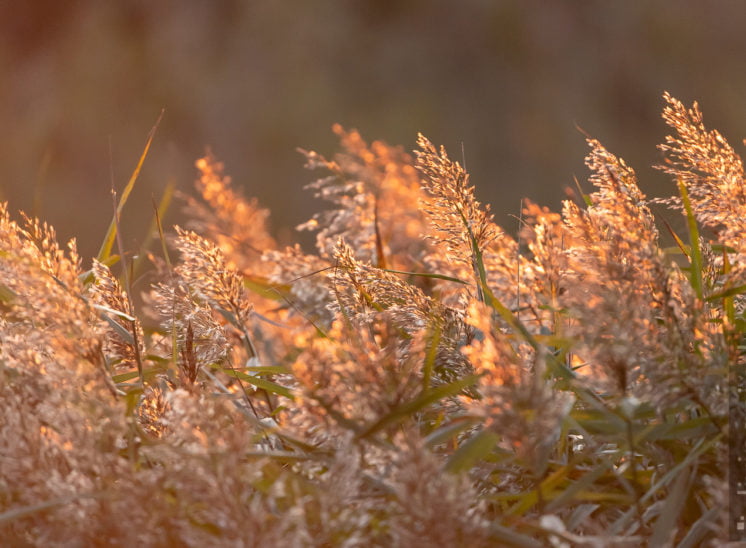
[1,94,743,546]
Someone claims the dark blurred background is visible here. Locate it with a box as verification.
[1,1,745,258]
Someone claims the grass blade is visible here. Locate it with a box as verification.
[211,365,294,400]
[445,429,499,473]
[97,110,164,262]
[706,284,746,301]
[421,323,441,391]
[649,463,694,548]
[608,434,721,535]
[101,314,135,346]
[0,493,100,524]
[132,179,175,278]
[378,268,469,285]
[678,180,703,299]
[423,416,480,448]
[676,507,718,548]
[0,282,17,304]
[356,374,480,439]
[486,523,543,548]
[662,217,689,258]
[243,275,293,301]
[92,303,136,322]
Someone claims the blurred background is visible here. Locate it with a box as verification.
[1,0,745,259]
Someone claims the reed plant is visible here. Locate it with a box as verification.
[0,94,742,546]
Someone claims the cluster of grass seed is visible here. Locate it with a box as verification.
[0,94,743,546]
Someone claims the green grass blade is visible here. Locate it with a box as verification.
[243,364,289,375]
[0,282,17,304]
[111,370,142,383]
[465,222,573,381]
[378,267,469,285]
[444,429,499,473]
[97,110,164,262]
[0,493,100,524]
[649,463,694,548]
[572,175,593,207]
[706,284,746,301]
[676,507,718,548]
[544,462,610,512]
[242,450,317,463]
[608,434,721,535]
[92,303,136,322]
[423,416,480,448]
[638,416,717,443]
[662,217,689,258]
[101,314,135,346]
[112,367,163,384]
[486,523,543,548]
[243,275,293,301]
[356,374,480,439]
[211,365,294,399]
[678,180,703,299]
[132,179,175,278]
[506,464,574,517]
[421,323,441,391]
